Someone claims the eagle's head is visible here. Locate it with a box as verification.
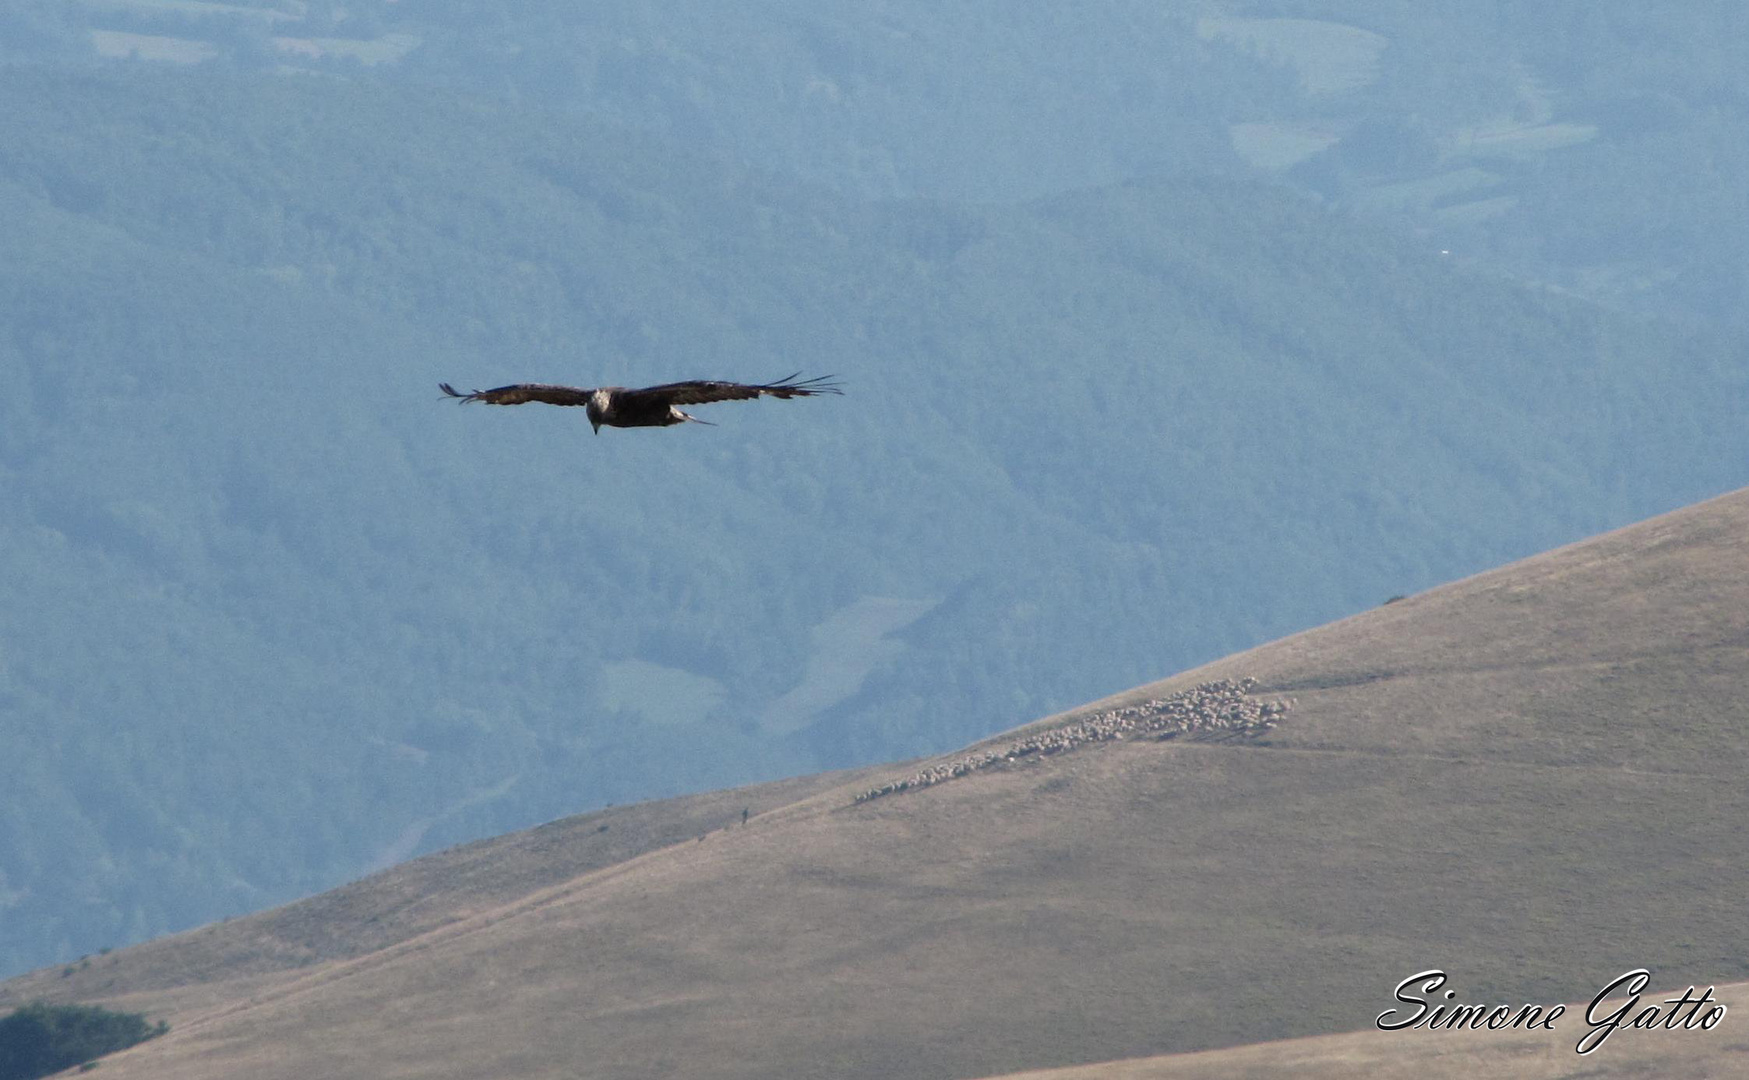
[587,389,613,435]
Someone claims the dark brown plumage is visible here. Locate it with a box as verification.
[438,373,842,434]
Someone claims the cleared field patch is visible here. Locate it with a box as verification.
[1198,18,1388,97]
[90,31,220,63]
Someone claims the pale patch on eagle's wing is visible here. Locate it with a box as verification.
[439,383,596,406]
[630,373,844,407]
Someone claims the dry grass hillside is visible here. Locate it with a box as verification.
[6,486,1749,1079]
[0,767,889,1020]
[983,978,1749,1079]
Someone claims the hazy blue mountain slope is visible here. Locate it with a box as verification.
[15,0,1731,331]
[0,66,1744,977]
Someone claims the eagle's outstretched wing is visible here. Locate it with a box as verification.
[439,383,596,406]
[622,373,843,408]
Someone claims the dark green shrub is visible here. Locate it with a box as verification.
[0,1002,166,1080]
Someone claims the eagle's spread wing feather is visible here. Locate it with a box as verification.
[626,373,844,408]
[439,383,596,406]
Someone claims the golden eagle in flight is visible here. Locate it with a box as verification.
[439,373,842,434]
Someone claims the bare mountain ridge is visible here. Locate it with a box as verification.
[0,765,890,1018]
[6,484,1749,1078]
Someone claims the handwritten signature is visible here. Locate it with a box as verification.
[1377,968,1726,1055]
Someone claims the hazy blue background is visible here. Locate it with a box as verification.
[2,1,1745,976]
